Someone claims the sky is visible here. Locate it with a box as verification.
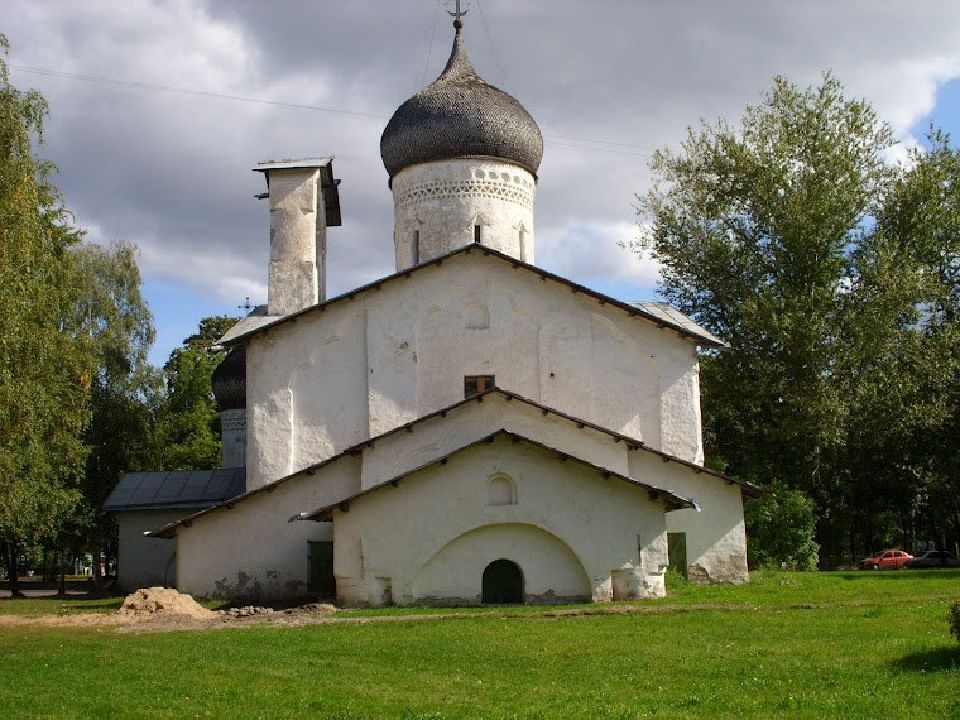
[3,0,960,366]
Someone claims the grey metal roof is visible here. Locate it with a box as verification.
[216,305,274,346]
[103,468,245,512]
[629,302,724,347]
[380,28,543,183]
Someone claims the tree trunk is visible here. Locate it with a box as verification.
[4,543,23,598]
[57,548,66,597]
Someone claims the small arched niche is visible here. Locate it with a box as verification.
[464,301,490,330]
[487,473,516,506]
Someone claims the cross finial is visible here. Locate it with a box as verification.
[238,296,253,313]
[448,0,468,32]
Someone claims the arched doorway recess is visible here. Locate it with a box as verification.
[482,558,524,604]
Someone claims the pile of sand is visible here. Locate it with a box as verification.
[117,587,216,620]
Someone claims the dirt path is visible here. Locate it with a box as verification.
[0,602,760,633]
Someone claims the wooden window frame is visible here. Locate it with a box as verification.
[464,374,495,397]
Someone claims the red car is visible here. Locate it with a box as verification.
[858,549,913,570]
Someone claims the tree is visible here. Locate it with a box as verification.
[0,35,89,594]
[744,481,819,570]
[635,74,907,562]
[69,241,158,589]
[868,131,960,554]
[153,316,237,470]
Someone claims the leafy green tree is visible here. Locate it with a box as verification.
[867,131,960,554]
[638,73,891,516]
[0,35,89,594]
[69,241,158,588]
[638,74,960,562]
[153,316,237,470]
[744,481,819,570]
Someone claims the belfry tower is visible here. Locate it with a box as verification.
[380,5,543,270]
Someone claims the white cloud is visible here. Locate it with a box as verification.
[3,0,960,348]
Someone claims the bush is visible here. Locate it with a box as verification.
[950,600,960,645]
[745,480,820,570]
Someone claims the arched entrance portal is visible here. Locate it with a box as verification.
[482,559,524,604]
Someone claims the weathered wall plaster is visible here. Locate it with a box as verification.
[244,252,703,490]
[391,159,536,269]
[175,457,359,602]
[628,451,748,584]
[332,436,668,606]
[265,167,325,315]
[117,510,191,592]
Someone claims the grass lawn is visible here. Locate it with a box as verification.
[0,571,958,719]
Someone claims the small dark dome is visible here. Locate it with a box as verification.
[380,29,543,182]
[212,348,245,411]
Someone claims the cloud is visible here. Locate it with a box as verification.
[3,0,960,329]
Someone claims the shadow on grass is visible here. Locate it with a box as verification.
[892,646,960,673]
[835,569,960,582]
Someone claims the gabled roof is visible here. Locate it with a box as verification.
[103,468,245,512]
[308,429,698,521]
[221,245,726,349]
[148,388,757,539]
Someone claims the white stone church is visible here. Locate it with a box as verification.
[109,17,756,606]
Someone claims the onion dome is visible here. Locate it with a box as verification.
[211,347,245,411]
[380,23,543,183]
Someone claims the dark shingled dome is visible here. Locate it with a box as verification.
[380,28,543,182]
[211,347,245,411]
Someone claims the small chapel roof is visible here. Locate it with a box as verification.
[307,429,699,522]
[379,18,543,182]
[220,244,727,349]
[104,467,245,512]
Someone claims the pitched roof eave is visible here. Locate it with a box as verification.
[221,245,726,349]
[306,429,698,521]
[147,387,756,539]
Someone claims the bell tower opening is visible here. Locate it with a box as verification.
[481,558,524,604]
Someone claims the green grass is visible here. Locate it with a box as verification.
[0,595,125,616]
[0,595,231,616]
[1,571,958,719]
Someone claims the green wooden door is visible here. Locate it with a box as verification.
[308,541,335,597]
[667,532,688,578]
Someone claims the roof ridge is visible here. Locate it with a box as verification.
[307,428,698,521]
[223,245,726,349]
[148,388,756,539]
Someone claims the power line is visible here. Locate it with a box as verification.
[419,0,442,89]
[10,63,658,158]
[10,65,383,120]
[476,0,510,91]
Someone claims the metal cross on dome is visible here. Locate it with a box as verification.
[447,0,469,30]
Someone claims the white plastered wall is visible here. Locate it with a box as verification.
[244,252,704,490]
[175,456,360,601]
[628,452,748,583]
[175,392,746,601]
[117,510,190,592]
[391,159,536,268]
[332,436,669,606]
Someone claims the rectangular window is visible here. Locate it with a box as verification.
[518,229,526,262]
[411,230,420,265]
[474,224,482,244]
[464,374,495,398]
